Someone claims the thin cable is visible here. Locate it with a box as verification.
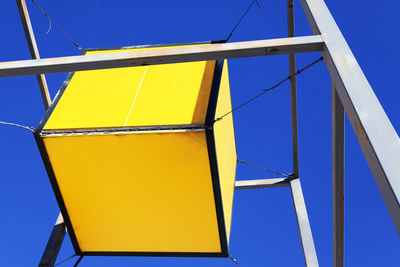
[73,256,83,267]
[38,14,51,35]
[215,56,323,122]
[0,121,35,132]
[229,254,240,266]
[225,0,263,42]
[55,254,76,266]
[31,0,83,50]
[238,159,289,177]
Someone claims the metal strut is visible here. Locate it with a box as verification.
[16,0,51,110]
[16,1,67,266]
[290,178,319,267]
[38,214,66,267]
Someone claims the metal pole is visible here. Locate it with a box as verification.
[332,83,344,267]
[16,0,51,109]
[0,36,324,77]
[287,6,318,264]
[15,1,66,265]
[290,178,319,267]
[287,0,299,178]
[38,214,66,267]
[299,0,400,235]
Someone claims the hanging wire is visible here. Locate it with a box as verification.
[229,254,240,266]
[38,13,52,35]
[31,0,83,50]
[224,0,263,42]
[0,121,35,132]
[237,159,289,177]
[54,254,76,266]
[215,56,323,122]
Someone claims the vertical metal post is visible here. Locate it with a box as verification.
[287,0,299,177]
[290,178,319,267]
[16,0,51,110]
[38,214,66,267]
[288,2,318,265]
[332,83,344,267]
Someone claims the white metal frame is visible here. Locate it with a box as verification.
[0,35,323,77]
[5,0,400,266]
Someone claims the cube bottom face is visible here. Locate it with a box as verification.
[41,130,225,254]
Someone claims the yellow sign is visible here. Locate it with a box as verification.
[35,44,237,257]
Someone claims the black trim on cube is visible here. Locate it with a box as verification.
[205,129,229,257]
[83,251,226,257]
[40,124,206,136]
[205,60,224,127]
[205,59,229,256]
[36,71,75,133]
[33,132,82,255]
[36,44,230,257]
[34,51,87,255]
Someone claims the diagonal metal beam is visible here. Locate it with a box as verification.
[16,0,51,109]
[290,178,319,267]
[38,214,66,267]
[0,36,323,78]
[300,0,400,235]
[15,2,66,265]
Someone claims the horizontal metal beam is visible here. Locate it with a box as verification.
[300,0,400,235]
[235,178,291,190]
[0,36,323,77]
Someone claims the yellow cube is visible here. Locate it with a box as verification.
[35,44,237,257]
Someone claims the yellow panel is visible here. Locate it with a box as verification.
[213,60,237,243]
[43,130,221,253]
[44,47,215,130]
[44,65,147,130]
[126,61,215,126]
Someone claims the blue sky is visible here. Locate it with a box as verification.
[0,0,399,266]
